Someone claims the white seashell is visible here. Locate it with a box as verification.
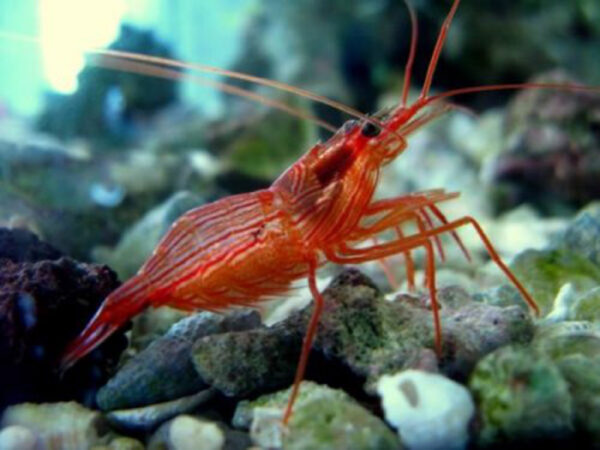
[377,369,474,450]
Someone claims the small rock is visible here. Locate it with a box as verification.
[377,370,474,450]
[105,389,216,432]
[441,303,534,378]
[469,346,574,445]
[510,247,600,315]
[148,415,225,450]
[1,402,109,450]
[0,425,36,450]
[237,381,400,450]
[556,354,600,443]
[104,436,145,450]
[97,310,260,411]
[191,321,304,398]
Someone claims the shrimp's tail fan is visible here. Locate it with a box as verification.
[59,275,150,373]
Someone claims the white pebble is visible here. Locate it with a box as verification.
[0,426,37,450]
[377,370,474,450]
[249,407,285,449]
[169,416,224,450]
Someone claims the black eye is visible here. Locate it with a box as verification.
[361,121,381,137]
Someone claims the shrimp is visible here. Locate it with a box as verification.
[56,0,600,424]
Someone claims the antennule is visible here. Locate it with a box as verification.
[420,0,461,100]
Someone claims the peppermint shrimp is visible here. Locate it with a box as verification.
[55,0,600,424]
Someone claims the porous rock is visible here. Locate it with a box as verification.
[0,229,126,409]
[469,345,574,445]
[237,381,400,450]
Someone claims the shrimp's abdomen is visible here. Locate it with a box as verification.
[62,189,307,369]
[142,189,308,310]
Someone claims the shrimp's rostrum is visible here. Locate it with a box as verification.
[58,0,600,425]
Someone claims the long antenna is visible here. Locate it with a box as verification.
[401,0,418,107]
[0,30,377,128]
[419,0,461,100]
[91,54,338,132]
[425,82,600,105]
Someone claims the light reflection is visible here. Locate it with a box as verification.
[38,0,125,93]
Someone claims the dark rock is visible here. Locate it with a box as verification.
[0,233,127,410]
[97,310,261,411]
[0,228,63,263]
[492,71,600,214]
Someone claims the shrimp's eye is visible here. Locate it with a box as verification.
[361,122,381,137]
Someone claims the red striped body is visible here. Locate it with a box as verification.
[141,190,309,309]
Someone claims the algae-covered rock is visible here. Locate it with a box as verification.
[1,402,110,450]
[97,310,260,411]
[556,355,600,443]
[93,191,204,280]
[573,287,600,322]
[191,323,304,398]
[236,381,400,450]
[377,370,474,450]
[191,269,535,400]
[225,108,313,182]
[532,321,600,444]
[510,247,600,315]
[469,346,574,445]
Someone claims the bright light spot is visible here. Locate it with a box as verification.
[39,0,125,93]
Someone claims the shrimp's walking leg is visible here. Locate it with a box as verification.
[395,226,416,291]
[283,257,324,424]
[422,238,441,354]
[373,236,400,290]
[327,232,443,355]
[329,215,540,315]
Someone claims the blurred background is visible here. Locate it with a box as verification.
[0,0,599,280]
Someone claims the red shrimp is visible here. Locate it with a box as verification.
[56,0,600,424]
